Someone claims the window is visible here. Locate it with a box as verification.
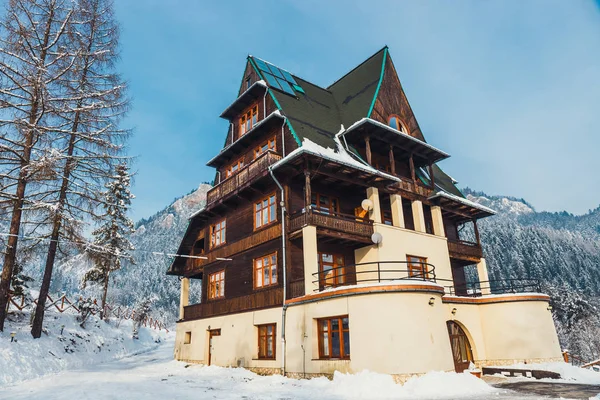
[255,193,276,229]
[380,194,393,226]
[402,198,415,230]
[226,158,244,178]
[210,219,226,248]
[257,324,276,359]
[318,316,350,359]
[254,253,278,288]
[311,193,339,215]
[407,255,428,279]
[239,105,259,136]
[184,331,192,344]
[388,114,407,133]
[318,253,345,289]
[254,137,276,158]
[208,270,225,299]
[245,76,252,90]
[423,204,434,234]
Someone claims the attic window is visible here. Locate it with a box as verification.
[245,76,252,90]
[388,115,407,134]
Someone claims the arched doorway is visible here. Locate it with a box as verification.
[446,321,474,372]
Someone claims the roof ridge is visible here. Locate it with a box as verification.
[326,45,388,90]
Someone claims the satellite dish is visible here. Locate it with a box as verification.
[371,232,383,245]
[361,199,374,211]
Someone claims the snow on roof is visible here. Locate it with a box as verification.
[342,118,450,158]
[188,206,205,220]
[207,110,284,166]
[271,126,400,183]
[219,80,267,116]
[428,191,497,215]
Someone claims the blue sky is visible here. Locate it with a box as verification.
[113,0,600,221]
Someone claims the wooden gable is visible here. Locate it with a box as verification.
[369,55,426,142]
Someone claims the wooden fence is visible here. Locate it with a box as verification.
[7,292,169,332]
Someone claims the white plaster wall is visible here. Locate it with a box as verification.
[354,224,453,283]
[174,307,282,370]
[284,290,456,375]
[443,299,562,364]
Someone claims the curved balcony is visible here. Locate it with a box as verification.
[309,260,437,292]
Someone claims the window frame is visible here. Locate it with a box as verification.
[257,323,277,360]
[207,270,225,300]
[210,219,226,249]
[407,255,429,279]
[254,137,276,159]
[387,114,408,134]
[239,104,259,136]
[225,158,245,179]
[254,192,277,230]
[184,331,192,344]
[253,252,278,289]
[318,253,346,289]
[317,315,350,360]
[310,193,340,215]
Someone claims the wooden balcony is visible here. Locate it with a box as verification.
[184,223,281,275]
[288,209,373,242]
[395,176,433,198]
[206,150,282,206]
[183,287,283,320]
[447,239,483,263]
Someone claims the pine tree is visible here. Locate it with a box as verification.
[30,0,130,338]
[83,162,134,319]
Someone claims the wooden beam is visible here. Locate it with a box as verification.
[365,136,372,165]
[389,145,396,175]
[428,164,435,189]
[409,153,416,182]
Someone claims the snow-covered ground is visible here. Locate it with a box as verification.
[2,333,563,400]
[505,361,600,385]
[0,310,166,387]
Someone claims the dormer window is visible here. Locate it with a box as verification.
[388,115,407,134]
[240,105,259,136]
[245,75,252,90]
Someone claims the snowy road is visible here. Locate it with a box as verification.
[1,337,552,400]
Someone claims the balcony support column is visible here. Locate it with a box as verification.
[179,277,190,320]
[411,200,426,233]
[477,257,491,295]
[431,206,445,237]
[473,219,481,246]
[428,163,435,189]
[409,153,416,182]
[304,169,311,211]
[390,194,405,228]
[302,225,319,295]
[365,136,372,165]
[389,145,395,175]
[366,187,382,224]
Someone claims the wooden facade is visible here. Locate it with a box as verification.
[170,50,494,321]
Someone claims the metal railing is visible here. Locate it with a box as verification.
[441,278,542,297]
[310,261,437,292]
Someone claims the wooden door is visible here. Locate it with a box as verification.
[208,329,221,365]
[446,321,473,372]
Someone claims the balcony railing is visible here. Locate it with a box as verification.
[207,150,282,205]
[447,239,483,261]
[183,287,283,320]
[310,261,437,292]
[288,208,373,238]
[442,279,542,297]
[395,176,433,197]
